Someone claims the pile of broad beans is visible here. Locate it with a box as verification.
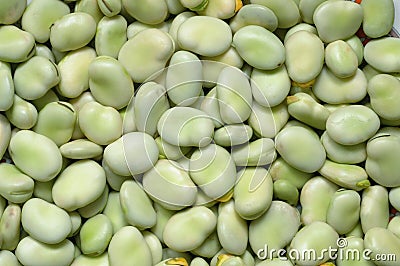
[1,0,400,265]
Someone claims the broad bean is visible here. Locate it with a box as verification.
[326,189,361,235]
[22,198,72,244]
[79,214,113,256]
[1,1,400,265]
[233,25,284,70]
[360,186,389,234]
[143,159,197,210]
[313,1,363,43]
[15,237,75,266]
[285,30,324,83]
[234,167,273,220]
[50,12,96,52]
[0,0,26,25]
[22,0,69,43]
[108,226,153,265]
[288,221,338,266]
[52,160,106,211]
[250,0,300,28]
[14,56,60,101]
[0,26,35,63]
[88,55,134,109]
[300,176,338,225]
[249,201,300,255]
[178,16,232,57]
[118,29,174,83]
[9,130,62,181]
[217,200,248,255]
[0,204,21,250]
[275,126,326,173]
[120,180,156,229]
[361,0,394,38]
[163,206,217,252]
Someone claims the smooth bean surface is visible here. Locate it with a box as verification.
[1,1,400,265]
